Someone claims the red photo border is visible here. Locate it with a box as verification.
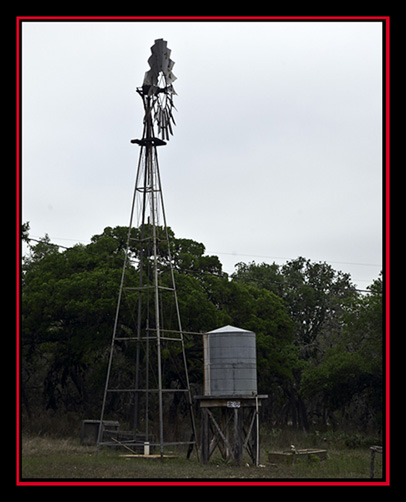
[16,15,390,487]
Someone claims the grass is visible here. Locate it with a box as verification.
[19,429,384,483]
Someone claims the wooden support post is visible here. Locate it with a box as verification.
[201,408,209,465]
[233,408,243,465]
[370,446,382,478]
[370,448,376,479]
[252,413,258,466]
[243,408,257,464]
[255,394,259,466]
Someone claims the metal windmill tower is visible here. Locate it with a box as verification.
[97,39,198,459]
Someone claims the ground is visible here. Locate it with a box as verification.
[19,433,384,484]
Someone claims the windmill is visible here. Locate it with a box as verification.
[97,39,198,459]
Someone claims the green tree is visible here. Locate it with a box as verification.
[233,257,356,359]
[22,225,382,434]
[21,225,296,419]
[22,230,129,414]
[301,274,383,429]
[232,258,358,430]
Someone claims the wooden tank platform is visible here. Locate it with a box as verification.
[194,394,268,465]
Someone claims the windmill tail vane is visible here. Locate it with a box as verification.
[143,38,177,89]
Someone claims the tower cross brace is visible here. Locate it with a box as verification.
[96,85,198,460]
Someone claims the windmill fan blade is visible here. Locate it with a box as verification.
[141,39,177,140]
[167,117,173,136]
[168,107,176,126]
[161,110,166,131]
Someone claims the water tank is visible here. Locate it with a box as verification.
[203,325,257,396]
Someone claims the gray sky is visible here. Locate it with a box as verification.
[21,20,383,288]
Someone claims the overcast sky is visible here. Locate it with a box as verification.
[21,19,384,288]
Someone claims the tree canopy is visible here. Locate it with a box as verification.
[21,223,384,433]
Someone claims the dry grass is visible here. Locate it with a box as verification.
[19,433,384,483]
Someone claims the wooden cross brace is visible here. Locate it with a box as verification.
[201,406,259,466]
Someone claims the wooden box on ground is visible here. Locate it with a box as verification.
[267,449,327,464]
[80,420,119,446]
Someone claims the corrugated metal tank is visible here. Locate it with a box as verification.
[203,325,257,396]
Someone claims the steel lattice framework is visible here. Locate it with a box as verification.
[97,40,198,459]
